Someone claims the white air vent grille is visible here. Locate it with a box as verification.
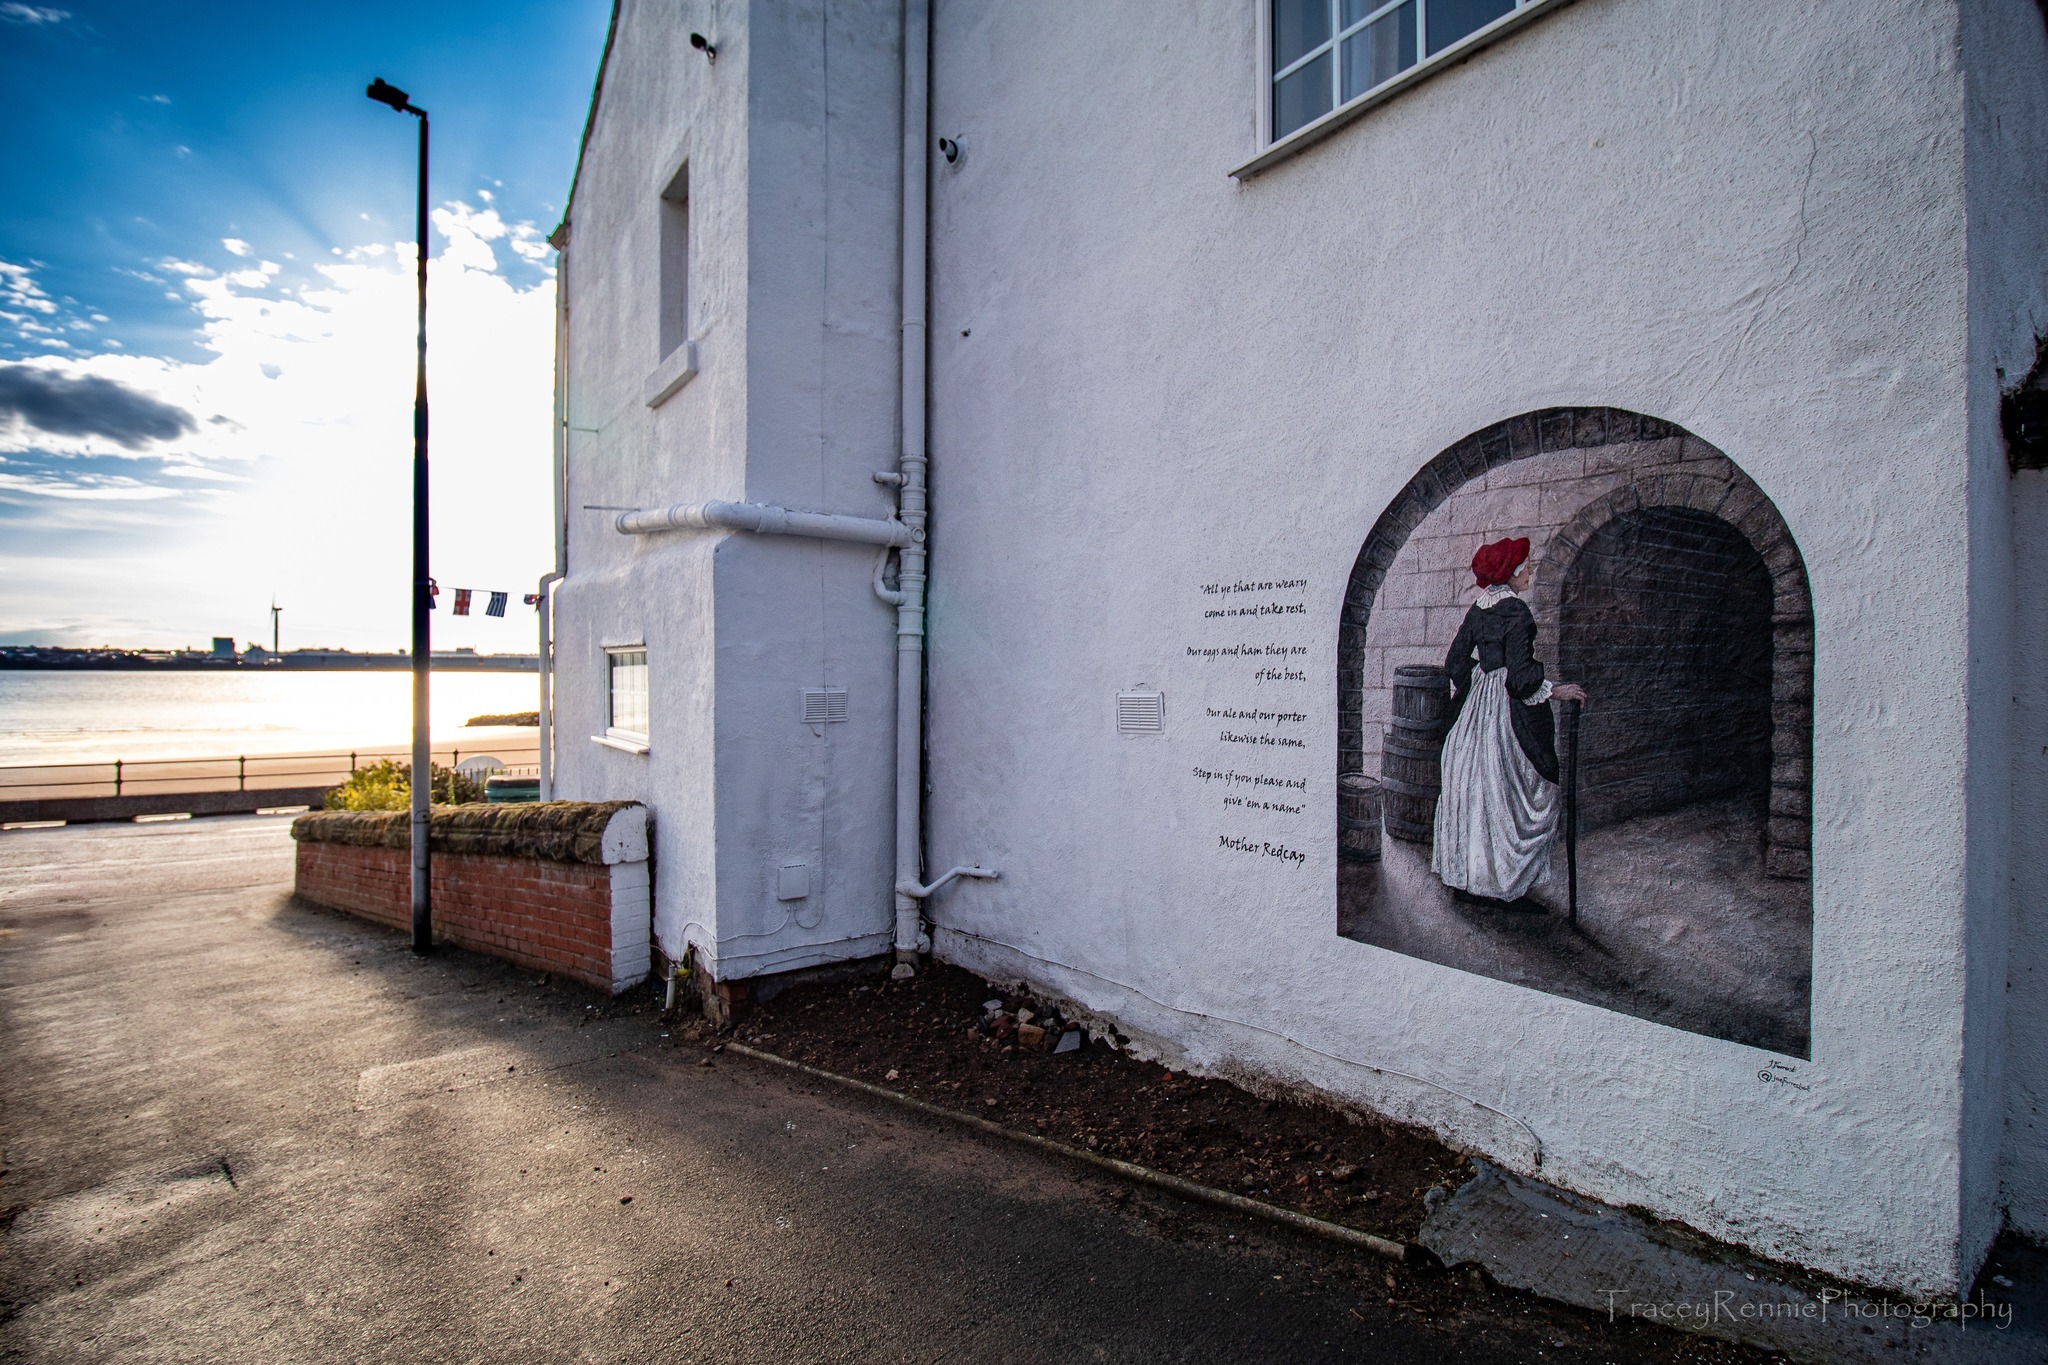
[1116,689,1164,735]
[802,688,849,725]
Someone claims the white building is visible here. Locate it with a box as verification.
[542,0,2048,1298]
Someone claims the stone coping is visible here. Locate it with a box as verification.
[290,801,646,865]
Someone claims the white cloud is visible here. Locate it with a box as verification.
[508,222,553,263]
[159,463,246,482]
[0,260,60,315]
[0,203,556,650]
[222,238,251,257]
[0,471,177,501]
[0,4,69,24]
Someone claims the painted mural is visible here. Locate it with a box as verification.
[1335,409,1813,1057]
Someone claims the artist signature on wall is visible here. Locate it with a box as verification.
[1757,1059,1811,1091]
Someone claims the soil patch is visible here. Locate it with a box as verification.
[728,960,1470,1243]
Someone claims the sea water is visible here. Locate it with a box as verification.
[0,671,541,767]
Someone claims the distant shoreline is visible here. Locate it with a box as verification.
[0,655,537,673]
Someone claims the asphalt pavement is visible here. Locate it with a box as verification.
[1,815,1745,1363]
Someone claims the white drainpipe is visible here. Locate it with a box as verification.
[535,569,563,799]
[538,243,570,801]
[890,0,935,966]
[611,0,995,974]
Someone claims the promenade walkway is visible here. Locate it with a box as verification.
[0,816,1755,1363]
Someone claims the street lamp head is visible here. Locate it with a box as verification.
[366,77,412,112]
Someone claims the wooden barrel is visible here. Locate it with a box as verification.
[1337,773,1382,863]
[1380,725,1444,844]
[1386,714,1445,749]
[1391,665,1452,741]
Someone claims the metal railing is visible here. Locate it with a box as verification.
[0,744,543,800]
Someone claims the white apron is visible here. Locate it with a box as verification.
[1431,665,1558,901]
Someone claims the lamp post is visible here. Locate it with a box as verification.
[366,76,434,954]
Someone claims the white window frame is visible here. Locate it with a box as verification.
[1237,0,1577,180]
[594,645,650,755]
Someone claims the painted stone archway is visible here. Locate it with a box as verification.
[1333,409,1814,1055]
[1336,407,1813,878]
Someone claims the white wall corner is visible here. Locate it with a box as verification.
[599,803,650,864]
[643,340,699,408]
[608,857,653,994]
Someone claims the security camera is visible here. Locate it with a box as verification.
[690,32,716,62]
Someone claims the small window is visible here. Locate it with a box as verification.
[1271,0,1525,141]
[658,164,690,359]
[607,648,649,743]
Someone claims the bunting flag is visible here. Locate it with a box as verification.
[424,582,540,617]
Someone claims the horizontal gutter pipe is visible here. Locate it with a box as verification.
[615,499,914,547]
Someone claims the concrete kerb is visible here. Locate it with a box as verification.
[713,967,2033,1363]
[722,1041,1412,1263]
[1418,1162,2040,1365]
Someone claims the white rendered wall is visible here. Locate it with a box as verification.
[1963,1,2048,1248]
[2011,459,2048,1244]
[923,0,1994,1293]
[553,0,745,977]
[555,0,906,981]
[709,0,905,979]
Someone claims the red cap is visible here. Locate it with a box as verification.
[1472,536,1530,589]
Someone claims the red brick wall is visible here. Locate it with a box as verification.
[295,840,620,992]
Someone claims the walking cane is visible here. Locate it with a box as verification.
[1563,698,1582,926]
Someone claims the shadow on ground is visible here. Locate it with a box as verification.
[2,815,1782,1363]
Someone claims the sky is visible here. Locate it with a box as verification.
[0,0,614,651]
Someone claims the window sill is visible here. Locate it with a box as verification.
[591,732,650,756]
[1232,0,1576,181]
[642,340,699,409]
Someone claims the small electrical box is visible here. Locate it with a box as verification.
[776,863,811,901]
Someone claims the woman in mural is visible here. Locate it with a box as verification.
[1433,537,1588,905]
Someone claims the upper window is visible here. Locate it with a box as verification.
[658,164,690,360]
[1271,0,1527,141]
[607,647,649,744]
